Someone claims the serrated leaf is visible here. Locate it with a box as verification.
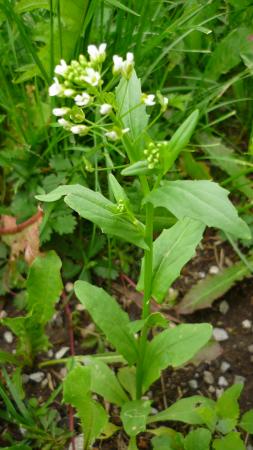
[215,384,243,434]
[137,218,205,303]
[36,185,147,249]
[53,213,77,235]
[120,400,151,437]
[148,396,215,425]
[240,409,253,433]
[142,324,212,392]
[184,428,212,450]
[63,366,108,447]
[74,281,139,364]
[87,359,129,406]
[145,180,251,240]
[213,432,246,450]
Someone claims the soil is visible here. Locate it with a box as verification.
[0,231,253,449]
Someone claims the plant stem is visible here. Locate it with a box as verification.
[136,200,154,399]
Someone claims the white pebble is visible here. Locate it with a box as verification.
[242,319,252,329]
[218,376,228,387]
[55,346,69,359]
[213,327,229,341]
[3,331,14,344]
[41,378,48,388]
[203,370,214,385]
[69,435,84,450]
[208,385,215,393]
[76,303,85,311]
[248,344,253,353]
[0,310,7,319]
[65,282,74,293]
[198,271,206,279]
[29,372,45,383]
[216,388,224,399]
[47,349,54,358]
[234,375,246,384]
[60,367,67,378]
[219,301,229,315]
[209,265,220,275]
[189,379,198,389]
[220,361,231,373]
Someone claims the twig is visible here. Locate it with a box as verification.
[0,207,43,235]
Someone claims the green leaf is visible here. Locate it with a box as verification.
[88,359,129,406]
[115,69,148,153]
[117,367,136,400]
[151,435,177,450]
[213,432,246,450]
[151,427,184,450]
[184,428,211,450]
[148,396,215,425]
[137,218,205,303]
[120,399,151,437]
[36,185,147,249]
[142,324,212,391]
[15,0,49,13]
[108,174,128,203]
[240,409,253,433]
[162,110,199,173]
[121,160,152,176]
[194,405,217,432]
[215,384,243,434]
[63,366,108,447]
[145,180,251,240]
[177,257,253,314]
[74,281,139,364]
[105,0,139,16]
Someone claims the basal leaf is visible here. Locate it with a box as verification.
[120,399,151,437]
[144,180,251,240]
[215,384,243,434]
[87,359,129,406]
[213,432,246,450]
[177,258,252,314]
[36,185,147,249]
[142,324,212,391]
[137,218,205,303]
[74,281,139,364]
[240,409,253,434]
[184,428,212,450]
[148,396,215,425]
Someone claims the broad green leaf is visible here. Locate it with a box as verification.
[184,428,211,450]
[144,180,251,240]
[137,218,205,303]
[120,399,151,437]
[15,0,49,13]
[177,257,253,314]
[151,427,184,450]
[240,409,253,433]
[142,324,212,391]
[36,185,147,249]
[63,366,108,447]
[213,432,246,450]
[117,367,136,400]
[108,174,128,203]
[148,396,215,425]
[115,69,148,153]
[121,160,151,176]
[151,435,178,450]
[162,110,199,173]
[26,251,63,323]
[216,384,243,434]
[75,281,139,364]
[88,359,129,406]
[195,405,217,432]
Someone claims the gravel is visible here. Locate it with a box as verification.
[203,370,214,385]
[29,372,45,383]
[3,331,14,344]
[213,327,229,341]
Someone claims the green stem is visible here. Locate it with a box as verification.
[136,201,154,399]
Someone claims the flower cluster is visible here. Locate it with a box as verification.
[144,142,160,169]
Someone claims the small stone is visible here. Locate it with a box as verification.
[209,265,220,275]
[248,344,253,353]
[47,349,54,358]
[60,367,67,378]
[198,271,206,279]
[219,301,229,315]
[220,361,231,373]
[216,388,224,399]
[242,319,252,329]
[65,282,74,293]
[0,310,7,319]
[69,435,84,450]
[55,346,69,360]
[204,370,214,385]
[76,303,85,311]
[151,407,158,414]
[234,375,246,384]
[213,327,229,341]
[3,331,14,344]
[41,378,48,388]
[22,374,29,384]
[189,379,198,389]
[29,372,45,383]
[208,385,215,393]
[218,376,228,387]
[247,445,253,450]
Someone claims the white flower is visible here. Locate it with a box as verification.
[100,103,112,115]
[64,88,75,97]
[54,59,68,76]
[52,107,69,117]
[58,118,71,128]
[122,128,130,134]
[74,93,91,106]
[105,130,119,141]
[83,68,101,86]
[122,52,134,78]
[162,96,169,107]
[87,43,107,63]
[70,125,89,136]
[141,94,155,106]
[112,55,123,74]
[49,77,62,96]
